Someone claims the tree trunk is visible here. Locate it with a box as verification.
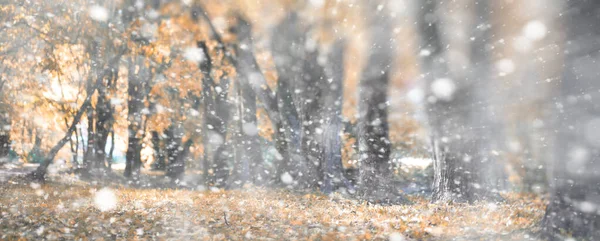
[231,17,267,186]
[0,134,9,159]
[211,76,231,187]
[357,0,394,201]
[270,13,313,188]
[29,73,103,180]
[542,1,600,239]
[320,40,354,194]
[165,124,185,179]
[231,91,248,187]
[94,77,114,170]
[151,131,165,170]
[84,105,95,169]
[415,0,498,203]
[124,55,149,179]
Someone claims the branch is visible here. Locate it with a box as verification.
[190,4,279,123]
[191,3,225,47]
[29,45,127,181]
[0,78,5,92]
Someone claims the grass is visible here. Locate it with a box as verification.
[0,179,546,240]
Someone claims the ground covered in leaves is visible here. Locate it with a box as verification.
[0,179,546,240]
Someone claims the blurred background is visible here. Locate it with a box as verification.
[0,0,568,194]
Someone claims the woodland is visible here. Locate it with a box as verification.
[1,0,599,240]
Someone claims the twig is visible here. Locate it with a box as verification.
[223,211,230,226]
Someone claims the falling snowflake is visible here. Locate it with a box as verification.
[496,58,516,76]
[398,157,433,168]
[89,5,109,22]
[281,172,294,185]
[93,188,118,212]
[389,232,406,241]
[523,20,547,41]
[430,78,456,101]
[183,47,205,64]
[242,122,259,136]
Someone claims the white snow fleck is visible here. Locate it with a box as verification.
[248,72,263,88]
[274,150,283,161]
[183,47,205,64]
[155,104,165,113]
[215,86,223,94]
[93,188,118,212]
[430,78,456,101]
[110,98,124,105]
[189,109,200,116]
[35,189,45,196]
[398,157,432,168]
[523,20,547,41]
[89,5,109,22]
[578,201,596,213]
[371,118,382,126]
[208,131,224,145]
[389,232,406,241]
[507,140,522,152]
[242,122,259,136]
[567,146,589,173]
[315,127,323,135]
[281,172,294,185]
[36,225,44,236]
[407,88,424,103]
[496,58,516,75]
[30,182,41,189]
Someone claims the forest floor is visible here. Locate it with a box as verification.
[0,172,547,241]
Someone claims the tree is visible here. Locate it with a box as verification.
[271,12,319,188]
[29,47,125,180]
[542,0,600,239]
[0,77,10,160]
[320,40,353,194]
[230,15,267,186]
[415,0,500,203]
[357,0,395,201]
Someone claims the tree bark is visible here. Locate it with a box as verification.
[357,0,394,201]
[165,124,185,179]
[0,134,9,159]
[320,40,354,194]
[415,0,498,203]
[542,1,600,239]
[94,73,114,170]
[270,13,313,188]
[30,80,97,180]
[151,131,165,170]
[124,55,149,179]
[211,76,231,187]
[28,43,125,180]
[231,16,267,186]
